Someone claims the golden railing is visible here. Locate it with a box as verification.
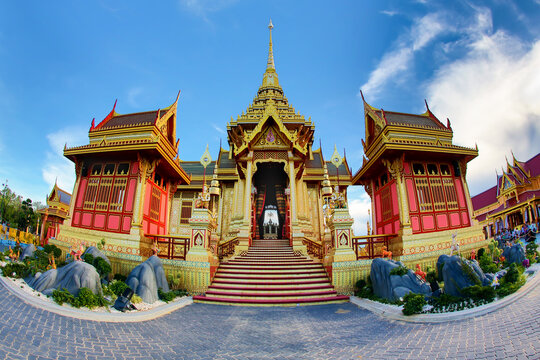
[351,234,397,260]
[0,226,39,246]
[146,234,190,260]
[218,237,238,260]
[302,238,323,259]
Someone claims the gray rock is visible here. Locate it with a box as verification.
[27,260,102,296]
[82,246,111,265]
[126,255,169,303]
[19,244,36,261]
[502,244,526,265]
[370,258,431,301]
[437,255,491,297]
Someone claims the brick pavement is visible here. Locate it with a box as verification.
[0,281,538,360]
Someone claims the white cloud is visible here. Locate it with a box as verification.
[348,186,372,236]
[427,32,540,195]
[381,10,398,17]
[212,123,226,134]
[42,126,88,193]
[361,12,448,98]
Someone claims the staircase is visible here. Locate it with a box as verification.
[193,238,349,306]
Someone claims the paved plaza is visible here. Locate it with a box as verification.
[0,280,538,360]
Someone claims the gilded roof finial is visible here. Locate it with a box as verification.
[267,19,275,70]
[262,19,279,88]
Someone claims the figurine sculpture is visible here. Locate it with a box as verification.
[449,232,460,255]
[8,246,18,261]
[151,240,159,256]
[470,249,476,261]
[381,246,392,259]
[70,244,84,261]
[414,264,426,281]
[47,254,56,270]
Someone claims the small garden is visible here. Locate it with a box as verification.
[354,240,538,316]
[1,243,188,311]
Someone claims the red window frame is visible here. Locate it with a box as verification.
[408,162,469,233]
[73,161,137,234]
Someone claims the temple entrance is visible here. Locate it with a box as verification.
[252,162,288,239]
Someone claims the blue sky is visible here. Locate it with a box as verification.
[1,0,539,234]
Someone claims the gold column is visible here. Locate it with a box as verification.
[244,151,254,225]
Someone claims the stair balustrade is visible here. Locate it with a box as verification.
[147,234,190,260]
[351,234,397,260]
[302,238,323,259]
[218,237,239,260]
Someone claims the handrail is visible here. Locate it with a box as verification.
[351,233,397,260]
[302,238,323,259]
[218,237,238,260]
[147,234,190,260]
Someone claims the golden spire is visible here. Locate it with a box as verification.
[267,19,275,71]
[262,19,279,88]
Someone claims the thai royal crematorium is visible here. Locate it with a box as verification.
[50,22,489,305]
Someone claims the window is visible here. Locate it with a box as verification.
[427,164,438,176]
[104,164,115,176]
[380,173,388,187]
[149,187,161,221]
[117,163,129,175]
[180,201,193,224]
[413,163,425,175]
[440,164,451,176]
[92,164,102,176]
[415,178,433,212]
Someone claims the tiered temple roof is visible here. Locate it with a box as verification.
[64,94,190,184]
[353,94,478,183]
[472,152,540,220]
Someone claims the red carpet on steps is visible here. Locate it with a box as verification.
[193,238,349,306]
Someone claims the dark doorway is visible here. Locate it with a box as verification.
[252,162,288,239]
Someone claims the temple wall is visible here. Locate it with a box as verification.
[329,224,488,295]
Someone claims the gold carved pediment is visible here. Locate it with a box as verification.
[252,125,290,150]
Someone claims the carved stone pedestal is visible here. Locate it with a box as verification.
[186,209,219,278]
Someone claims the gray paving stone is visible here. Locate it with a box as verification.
[0,280,539,359]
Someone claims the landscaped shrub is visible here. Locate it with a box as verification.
[23,250,51,275]
[93,257,111,278]
[43,244,62,258]
[354,279,367,295]
[496,276,526,298]
[52,287,108,309]
[502,263,521,284]
[51,288,75,305]
[477,247,486,259]
[158,288,188,303]
[109,280,129,297]
[430,293,461,308]
[461,285,496,302]
[526,243,538,264]
[1,262,30,278]
[389,265,408,276]
[113,273,127,282]
[131,294,142,304]
[158,288,176,302]
[82,253,94,265]
[402,293,426,316]
[478,253,498,274]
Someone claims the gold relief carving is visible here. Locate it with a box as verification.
[459,159,468,178]
[74,160,83,178]
[382,158,404,180]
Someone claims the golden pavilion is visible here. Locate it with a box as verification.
[50,22,488,304]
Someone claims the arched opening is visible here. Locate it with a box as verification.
[252,162,288,239]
